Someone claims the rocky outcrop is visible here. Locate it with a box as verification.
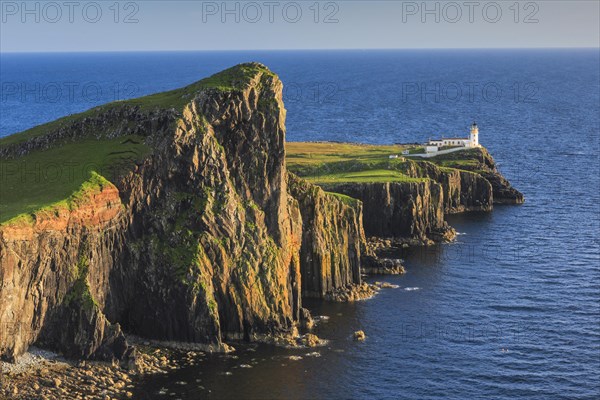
[287,173,363,299]
[0,64,312,362]
[0,176,132,362]
[0,63,524,365]
[103,68,304,347]
[431,147,524,204]
[316,149,518,244]
[322,180,456,244]
[408,161,493,213]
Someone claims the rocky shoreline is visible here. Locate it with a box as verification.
[0,344,181,400]
[0,276,403,400]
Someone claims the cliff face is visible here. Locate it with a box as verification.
[287,174,363,299]
[407,161,494,213]
[0,64,350,362]
[0,177,131,361]
[431,148,524,205]
[105,72,303,346]
[314,151,517,243]
[322,180,455,244]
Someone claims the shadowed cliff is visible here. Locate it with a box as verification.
[0,63,364,362]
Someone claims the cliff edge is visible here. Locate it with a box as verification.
[0,63,364,362]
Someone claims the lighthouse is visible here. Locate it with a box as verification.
[469,122,479,147]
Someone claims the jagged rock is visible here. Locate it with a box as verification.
[0,63,392,363]
[323,180,456,243]
[0,64,303,361]
[301,333,320,347]
[324,283,378,302]
[287,173,365,299]
[374,282,399,289]
[0,62,524,366]
[361,255,405,275]
[427,147,524,205]
[405,160,494,213]
[299,308,315,330]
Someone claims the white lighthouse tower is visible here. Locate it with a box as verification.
[469,122,480,148]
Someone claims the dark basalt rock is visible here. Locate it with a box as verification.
[436,147,524,205]
[321,180,456,244]
[287,173,364,299]
[0,64,306,361]
[0,63,523,363]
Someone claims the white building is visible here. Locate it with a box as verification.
[427,122,480,149]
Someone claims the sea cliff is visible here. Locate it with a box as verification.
[0,64,368,365]
[286,142,523,245]
[0,63,523,373]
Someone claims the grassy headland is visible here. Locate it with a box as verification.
[0,63,274,224]
[0,136,148,223]
[0,63,274,149]
[285,141,486,184]
[285,142,426,184]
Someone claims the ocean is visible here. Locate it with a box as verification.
[1,49,599,399]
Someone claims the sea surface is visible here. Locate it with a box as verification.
[1,50,599,399]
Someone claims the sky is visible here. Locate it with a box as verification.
[0,1,599,52]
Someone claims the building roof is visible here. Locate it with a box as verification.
[429,138,469,141]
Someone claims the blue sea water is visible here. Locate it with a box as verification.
[1,50,599,399]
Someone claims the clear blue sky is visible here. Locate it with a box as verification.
[1,1,598,52]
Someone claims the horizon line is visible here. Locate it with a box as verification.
[1,46,599,54]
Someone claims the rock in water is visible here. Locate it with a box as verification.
[301,334,321,347]
[353,331,366,341]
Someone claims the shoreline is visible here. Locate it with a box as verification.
[0,276,404,400]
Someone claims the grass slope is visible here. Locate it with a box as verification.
[0,136,148,223]
[0,63,272,222]
[286,142,483,185]
[286,142,427,184]
[0,63,274,149]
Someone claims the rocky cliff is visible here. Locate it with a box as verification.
[0,63,524,364]
[0,63,366,363]
[287,173,363,299]
[321,180,455,244]
[0,174,131,361]
[406,160,493,213]
[306,149,518,243]
[425,147,524,205]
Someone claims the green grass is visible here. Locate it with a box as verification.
[0,63,275,149]
[0,135,149,223]
[407,146,425,154]
[286,142,427,184]
[286,141,488,185]
[420,148,484,170]
[286,142,409,166]
[123,62,276,111]
[305,169,426,184]
[429,159,480,169]
[327,192,361,206]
